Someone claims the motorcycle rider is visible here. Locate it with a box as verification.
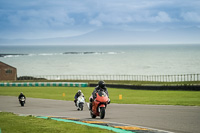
[74,90,84,106]
[18,92,26,103]
[89,81,110,110]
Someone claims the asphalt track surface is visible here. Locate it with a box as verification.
[0,96,200,133]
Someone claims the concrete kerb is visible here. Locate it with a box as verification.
[0,111,172,133]
[37,116,133,133]
[36,116,171,133]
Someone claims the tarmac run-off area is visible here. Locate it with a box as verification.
[0,96,200,133]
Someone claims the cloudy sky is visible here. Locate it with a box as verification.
[0,0,200,44]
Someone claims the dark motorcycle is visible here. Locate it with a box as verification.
[19,96,25,106]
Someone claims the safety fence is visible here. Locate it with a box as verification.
[0,82,88,87]
[18,74,200,82]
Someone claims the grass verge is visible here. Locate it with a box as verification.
[0,112,115,133]
[0,87,200,106]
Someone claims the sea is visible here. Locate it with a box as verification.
[0,44,200,77]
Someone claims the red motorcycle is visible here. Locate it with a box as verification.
[90,90,109,119]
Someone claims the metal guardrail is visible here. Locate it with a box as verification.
[17,74,200,82]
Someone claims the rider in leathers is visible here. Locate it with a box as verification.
[18,92,26,103]
[74,90,84,106]
[89,81,110,110]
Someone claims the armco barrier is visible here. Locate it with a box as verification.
[89,84,200,91]
[0,82,88,87]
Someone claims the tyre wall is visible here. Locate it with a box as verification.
[0,82,88,87]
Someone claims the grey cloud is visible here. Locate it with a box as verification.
[1,0,200,39]
[181,12,200,22]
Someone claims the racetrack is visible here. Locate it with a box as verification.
[0,96,200,133]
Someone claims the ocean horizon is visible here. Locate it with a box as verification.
[0,44,200,76]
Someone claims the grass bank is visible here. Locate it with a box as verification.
[0,87,200,106]
[0,112,115,133]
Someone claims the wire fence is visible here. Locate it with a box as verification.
[18,74,200,82]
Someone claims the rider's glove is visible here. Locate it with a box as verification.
[90,98,93,102]
[108,98,110,104]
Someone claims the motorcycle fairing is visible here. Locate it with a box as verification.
[92,92,109,115]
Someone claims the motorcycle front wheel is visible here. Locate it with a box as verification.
[90,111,96,118]
[100,107,105,119]
[20,102,24,107]
[79,103,83,111]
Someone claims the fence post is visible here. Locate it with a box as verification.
[184,74,185,82]
[167,75,169,82]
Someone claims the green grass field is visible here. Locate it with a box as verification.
[0,112,115,133]
[0,86,200,133]
[0,86,200,106]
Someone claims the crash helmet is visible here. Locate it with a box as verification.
[98,80,105,88]
[78,90,82,95]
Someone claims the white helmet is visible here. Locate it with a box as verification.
[78,90,82,95]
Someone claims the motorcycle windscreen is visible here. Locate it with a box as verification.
[96,91,108,102]
[98,91,107,97]
[20,97,25,101]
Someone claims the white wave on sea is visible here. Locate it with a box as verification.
[3,55,21,58]
[0,54,27,58]
[63,51,121,55]
[0,52,122,58]
[38,53,64,56]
